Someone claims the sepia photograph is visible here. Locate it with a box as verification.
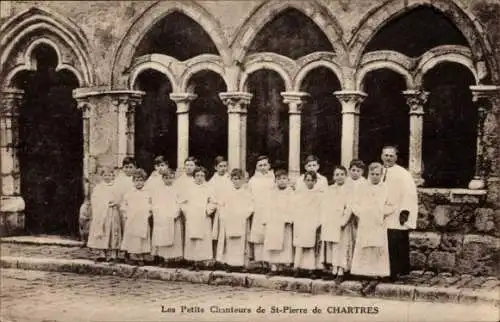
[0,0,499,321]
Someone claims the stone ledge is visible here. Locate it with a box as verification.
[1,256,498,307]
[0,236,84,247]
[418,188,487,204]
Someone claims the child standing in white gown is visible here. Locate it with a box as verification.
[150,170,183,266]
[145,156,168,192]
[216,169,254,271]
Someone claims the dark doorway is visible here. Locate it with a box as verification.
[300,67,342,180]
[359,69,409,167]
[134,70,176,174]
[14,44,83,236]
[188,71,228,175]
[246,70,289,174]
[422,63,477,187]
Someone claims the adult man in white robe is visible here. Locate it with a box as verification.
[381,145,418,280]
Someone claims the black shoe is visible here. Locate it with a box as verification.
[95,257,106,263]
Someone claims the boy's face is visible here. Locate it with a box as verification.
[275,175,288,189]
[185,161,196,175]
[155,162,168,174]
[102,171,115,184]
[231,176,244,189]
[304,175,316,189]
[133,177,145,189]
[194,171,206,184]
[215,161,228,176]
[256,159,270,174]
[123,163,136,176]
[305,161,319,173]
[162,174,175,186]
[369,168,383,184]
[333,169,346,185]
[349,166,363,180]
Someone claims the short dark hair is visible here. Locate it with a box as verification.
[214,156,227,167]
[349,159,365,170]
[304,170,317,182]
[382,145,399,155]
[161,169,175,179]
[274,169,288,179]
[304,155,319,165]
[132,168,147,180]
[332,165,347,175]
[193,166,208,177]
[256,155,270,164]
[185,156,199,165]
[230,168,244,179]
[153,155,167,166]
[122,157,137,167]
[368,162,383,173]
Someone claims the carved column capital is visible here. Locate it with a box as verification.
[75,99,95,119]
[0,88,24,117]
[403,90,429,115]
[281,91,309,114]
[334,91,367,114]
[470,85,499,103]
[111,93,143,113]
[219,92,253,114]
[169,93,198,114]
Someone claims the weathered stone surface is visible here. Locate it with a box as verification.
[374,283,415,300]
[311,279,338,294]
[447,205,476,233]
[439,233,464,253]
[172,269,211,284]
[456,235,500,276]
[410,232,441,250]
[410,250,427,270]
[209,271,247,287]
[432,205,452,228]
[458,289,500,307]
[428,251,456,273]
[284,277,312,293]
[0,211,25,237]
[417,202,432,230]
[474,208,496,233]
[414,286,460,303]
[139,266,177,281]
[338,281,363,296]
[246,274,288,290]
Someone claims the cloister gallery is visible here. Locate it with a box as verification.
[0,0,499,272]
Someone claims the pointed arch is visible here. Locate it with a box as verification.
[111,0,230,88]
[232,0,347,63]
[0,7,95,87]
[349,0,497,83]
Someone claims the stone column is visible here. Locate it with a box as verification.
[75,98,93,201]
[169,93,197,169]
[0,88,25,236]
[219,92,253,171]
[334,91,367,167]
[111,93,142,164]
[468,85,499,190]
[403,89,429,186]
[281,92,309,179]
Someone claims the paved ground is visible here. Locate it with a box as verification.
[1,269,498,322]
[2,242,499,291]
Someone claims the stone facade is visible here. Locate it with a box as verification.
[0,0,499,275]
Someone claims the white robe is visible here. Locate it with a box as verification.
[263,187,294,264]
[181,183,216,261]
[382,164,418,230]
[87,182,122,250]
[120,188,152,254]
[208,173,232,240]
[293,188,322,270]
[350,182,392,277]
[248,171,275,261]
[150,185,183,259]
[295,173,329,192]
[216,186,253,266]
[115,173,134,230]
[144,170,164,192]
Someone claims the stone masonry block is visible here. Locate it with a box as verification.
[456,235,500,276]
[410,231,441,250]
[209,270,247,287]
[439,233,464,253]
[173,269,211,284]
[338,280,363,296]
[311,279,338,295]
[374,283,415,301]
[433,205,452,228]
[459,289,500,307]
[428,251,456,273]
[410,250,427,270]
[414,286,460,303]
[474,208,496,233]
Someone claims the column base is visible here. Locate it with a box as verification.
[468,177,486,190]
[0,196,26,237]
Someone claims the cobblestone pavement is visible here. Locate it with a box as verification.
[2,243,499,291]
[1,269,498,322]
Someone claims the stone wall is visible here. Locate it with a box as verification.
[411,190,500,277]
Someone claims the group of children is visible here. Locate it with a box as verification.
[86,154,396,282]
